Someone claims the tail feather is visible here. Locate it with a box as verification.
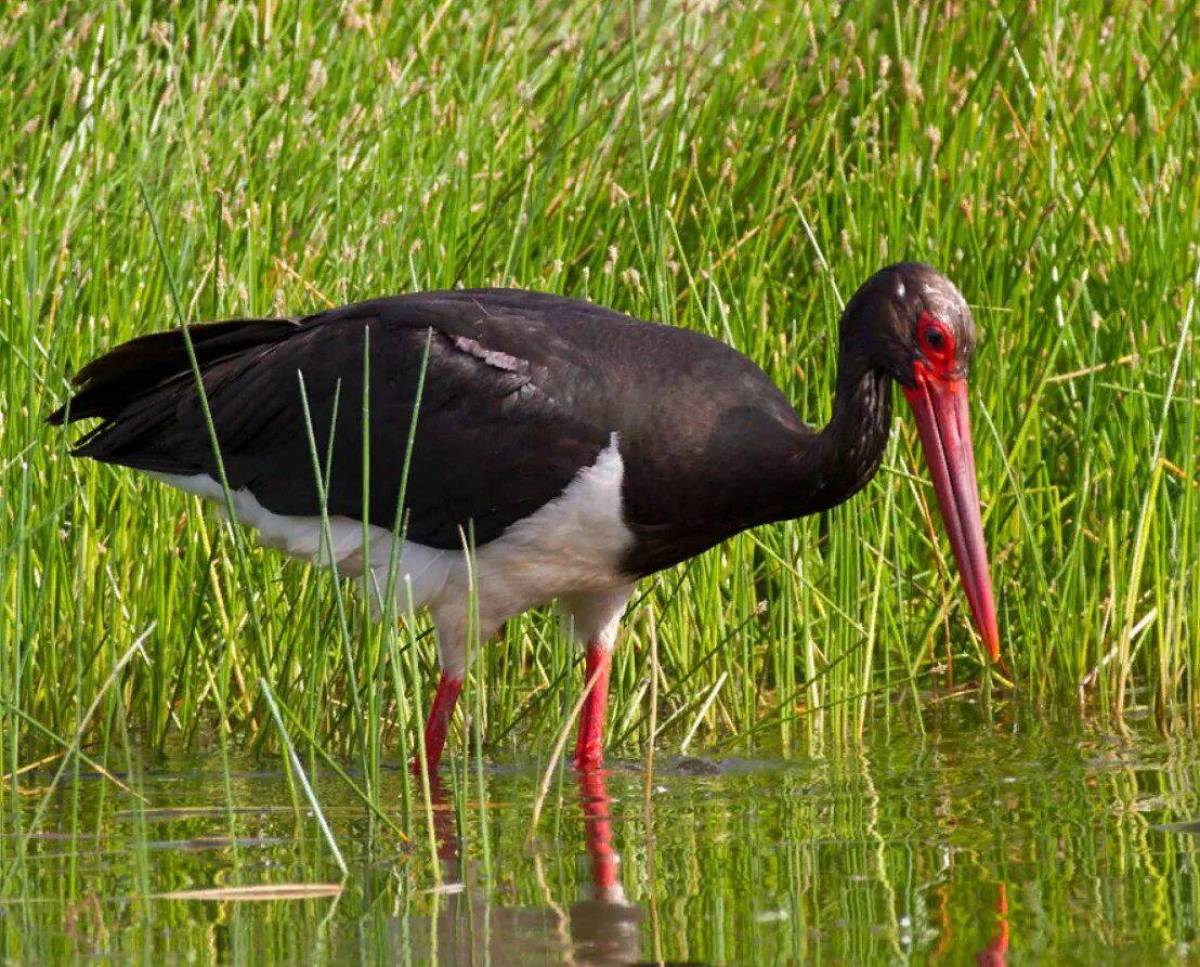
[48,318,298,427]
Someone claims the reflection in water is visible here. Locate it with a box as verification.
[569,769,642,962]
[976,883,1009,967]
[418,769,641,964]
[9,704,1200,962]
[427,776,459,865]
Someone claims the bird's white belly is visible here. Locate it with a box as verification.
[149,435,634,644]
[456,435,631,624]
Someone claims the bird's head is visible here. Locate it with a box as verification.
[843,262,1001,662]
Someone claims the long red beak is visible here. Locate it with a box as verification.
[903,369,1001,660]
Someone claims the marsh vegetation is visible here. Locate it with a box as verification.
[2,0,1198,960]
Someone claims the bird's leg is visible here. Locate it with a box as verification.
[574,641,613,771]
[413,673,463,775]
[564,586,633,772]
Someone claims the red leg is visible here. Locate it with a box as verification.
[413,673,462,775]
[574,642,612,771]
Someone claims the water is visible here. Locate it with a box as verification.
[4,701,1200,963]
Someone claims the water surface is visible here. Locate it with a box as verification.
[4,701,1200,963]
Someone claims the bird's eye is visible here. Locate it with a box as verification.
[917,314,955,364]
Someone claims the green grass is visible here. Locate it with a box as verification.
[2,0,1198,787]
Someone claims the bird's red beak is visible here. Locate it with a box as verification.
[903,366,1001,661]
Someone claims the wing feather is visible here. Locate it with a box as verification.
[58,293,613,549]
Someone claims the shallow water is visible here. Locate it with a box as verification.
[4,701,1200,964]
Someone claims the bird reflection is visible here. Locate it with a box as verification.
[409,767,641,965]
[568,767,642,962]
[426,774,460,864]
[975,883,1009,967]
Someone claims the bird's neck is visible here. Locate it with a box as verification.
[798,353,893,513]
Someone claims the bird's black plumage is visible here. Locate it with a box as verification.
[49,264,1000,777]
[52,269,957,577]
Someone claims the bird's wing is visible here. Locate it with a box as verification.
[57,292,615,548]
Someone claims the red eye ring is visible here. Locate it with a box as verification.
[916,312,955,373]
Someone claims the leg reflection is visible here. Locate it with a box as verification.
[426,775,461,870]
[569,768,642,961]
[976,883,1009,967]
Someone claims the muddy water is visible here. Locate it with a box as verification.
[4,702,1200,963]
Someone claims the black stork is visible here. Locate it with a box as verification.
[50,262,1000,772]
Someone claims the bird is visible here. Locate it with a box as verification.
[49,262,1000,773]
